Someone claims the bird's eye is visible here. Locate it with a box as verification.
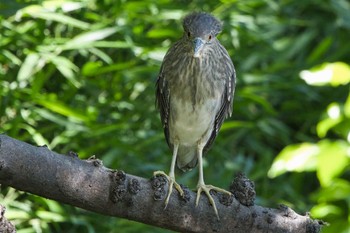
[208,35,212,41]
[187,31,191,38]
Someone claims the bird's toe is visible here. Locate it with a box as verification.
[195,184,232,220]
[153,171,184,208]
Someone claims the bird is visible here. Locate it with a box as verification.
[154,12,236,219]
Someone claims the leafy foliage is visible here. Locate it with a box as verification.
[1,0,349,232]
[269,62,350,233]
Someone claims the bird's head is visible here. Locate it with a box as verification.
[182,12,222,58]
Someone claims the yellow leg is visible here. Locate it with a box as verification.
[154,143,184,208]
[195,144,231,220]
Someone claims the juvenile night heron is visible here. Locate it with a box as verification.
[154,12,236,218]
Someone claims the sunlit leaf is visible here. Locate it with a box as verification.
[34,108,86,131]
[88,48,113,64]
[17,6,89,29]
[317,103,343,138]
[300,62,350,86]
[49,55,80,88]
[6,209,31,220]
[3,50,21,65]
[61,28,119,50]
[21,123,49,146]
[146,48,167,61]
[42,0,85,12]
[36,210,65,222]
[310,203,343,218]
[269,140,350,183]
[268,143,319,178]
[317,140,350,187]
[17,53,41,83]
[34,96,91,123]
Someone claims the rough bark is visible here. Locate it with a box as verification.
[0,135,324,233]
[0,205,16,233]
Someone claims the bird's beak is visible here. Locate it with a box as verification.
[193,38,205,58]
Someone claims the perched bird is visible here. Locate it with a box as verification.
[154,12,236,219]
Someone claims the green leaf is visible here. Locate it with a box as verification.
[17,53,41,83]
[147,28,178,38]
[317,103,343,138]
[300,62,350,86]
[34,108,86,131]
[36,210,65,222]
[344,94,350,117]
[61,28,119,50]
[312,178,350,202]
[82,61,135,76]
[6,209,31,219]
[18,5,90,29]
[3,50,21,65]
[331,0,350,29]
[268,143,319,178]
[220,121,254,131]
[310,203,343,218]
[269,140,350,185]
[240,90,276,114]
[34,95,91,123]
[317,140,350,187]
[41,0,85,12]
[88,48,113,64]
[49,55,80,88]
[307,36,333,63]
[21,123,49,146]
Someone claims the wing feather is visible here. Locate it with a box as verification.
[204,71,236,154]
[155,72,171,147]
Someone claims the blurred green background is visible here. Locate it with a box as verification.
[0,0,349,232]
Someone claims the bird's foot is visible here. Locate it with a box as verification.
[196,183,232,220]
[153,171,184,208]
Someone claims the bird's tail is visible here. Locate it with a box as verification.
[176,146,198,172]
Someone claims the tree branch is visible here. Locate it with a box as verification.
[0,135,324,233]
[0,205,16,233]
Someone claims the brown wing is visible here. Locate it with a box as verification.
[155,71,171,147]
[203,70,236,154]
[155,41,183,149]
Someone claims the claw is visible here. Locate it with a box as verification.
[196,184,232,220]
[154,171,184,208]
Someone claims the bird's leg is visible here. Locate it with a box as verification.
[195,143,232,220]
[153,142,184,208]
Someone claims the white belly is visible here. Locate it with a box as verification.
[169,98,220,146]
